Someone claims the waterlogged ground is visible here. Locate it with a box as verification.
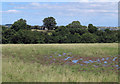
[2,44,119,82]
[37,52,119,73]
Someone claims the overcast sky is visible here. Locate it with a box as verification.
[1,2,118,27]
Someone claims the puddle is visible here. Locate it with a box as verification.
[47,53,118,72]
[113,57,117,61]
[83,61,90,64]
[72,60,78,63]
[104,61,107,63]
[89,60,94,63]
[64,57,71,60]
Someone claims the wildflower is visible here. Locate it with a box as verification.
[101,58,105,61]
[106,57,109,60]
[97,59,101,63]
[58,54,62,56]
[81,64,83,66]
[83,61,90,64]
[63,53,66,56]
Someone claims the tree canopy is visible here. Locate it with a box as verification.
[11,18,28,31]
[66,21,82,28]
[43,17,57,30]
[2,17,118,44]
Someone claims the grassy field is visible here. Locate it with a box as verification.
[2,43,119,82]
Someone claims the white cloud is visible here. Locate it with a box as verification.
[89,0,118,2]
[29,2,63,9]
[1,0,119,2]
[68,9,118,13]
[2,10,20,13]
[14,7,26,9]
[31,2,41,6]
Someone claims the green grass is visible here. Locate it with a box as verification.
[2,43,119,82]
[2,57,118,82]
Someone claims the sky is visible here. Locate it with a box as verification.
[1,2,118,27]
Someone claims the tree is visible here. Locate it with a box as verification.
[43,17,57,30]
[66,21,82,28]
[11,18,28,31]
[2,26,8,31]
[104,29,112,34]
[81,33,98,43]
[2,29,16,43]
[11,30,45,44]
[88,24,98,33]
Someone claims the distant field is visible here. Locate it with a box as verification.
[31,29,54,32]
[2,43,119,82]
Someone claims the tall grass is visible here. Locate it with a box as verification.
[2,43,118,82]
[2,57,118,82]
[2,43,118,58]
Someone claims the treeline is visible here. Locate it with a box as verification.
[2,17,119,44]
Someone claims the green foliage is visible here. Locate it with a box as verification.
[88,24,98,33]
[2,44,118,82]
[2,26,8,31]
[81,33,98,43]
[43,17,57,30]
[11,18,28,31]
[66,21,82,28]
[2,29,16,43]
[11,30,45,44]
[2,18,118,44]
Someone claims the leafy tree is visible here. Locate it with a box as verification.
[43,17,57,30]
[82,26,87,29]
[104,29,112,34]
[88,24,98,33]
[27,25,32,30]
[2,29,16,43]
[81,33,98,43]
[34,25,39,29]
[11,18,28,31]
[99,31,118,43]
[68,33,81,43]
[2,26,8,31]
[66,21,82,28]
[11,30,45,44]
